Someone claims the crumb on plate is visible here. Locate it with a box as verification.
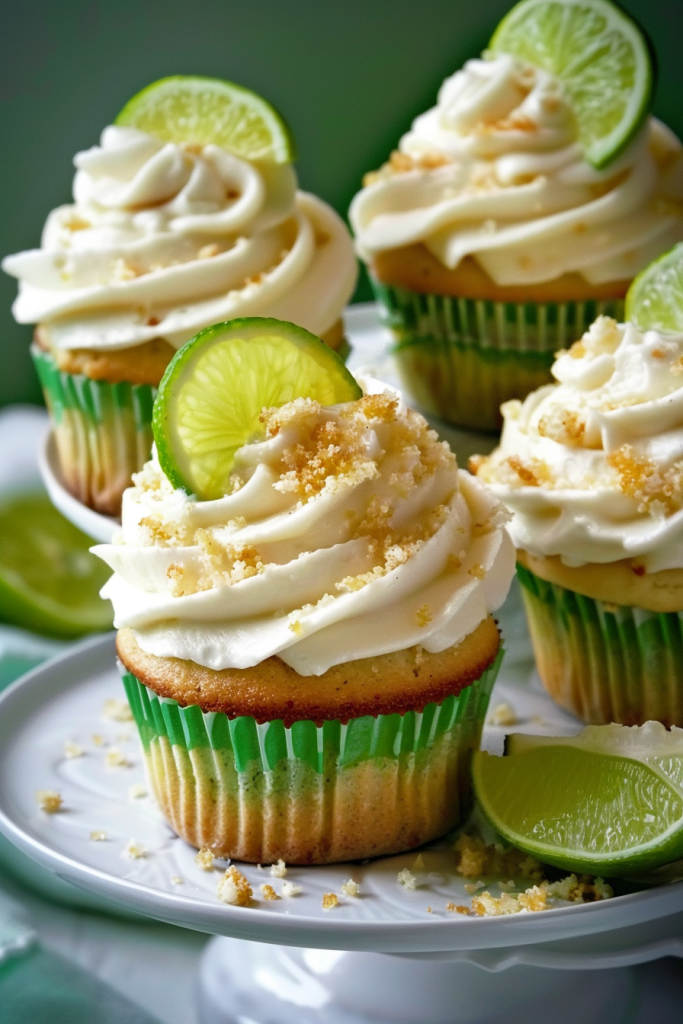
[105,747,132,769]
[260,884,280,901]
[36,790,62,814]
[488,702,518,727]
[281,881,302,898]
[195,848,215,871]
[270,858,288,878]
[103,698,134,722]
[218,866,252,907]
[322,893,339,910]
[90,830,107,842]
[397,868,418,890]
[128,783,147,800]
[64,741,84,759]
[341,879,361,898]
[122,838,147,860]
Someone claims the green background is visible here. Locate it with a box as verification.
[1,0,680,407]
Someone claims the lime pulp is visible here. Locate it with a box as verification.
[489,0,655,169]
[473,723,683,875]
[153,318,363,501]
[115,76,295,163]
[0,493,113,638]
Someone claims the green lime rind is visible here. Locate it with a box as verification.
[473,723,683,876]
[0,493,113,638]
[489,0,656,169]
[115,75,296,164]
[625,243,683,333]
[153,317,363,501]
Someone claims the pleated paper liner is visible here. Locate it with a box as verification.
[32,346,155,517]
[372,279,624,432]
[517,563,683,727]
[120,652,502,864]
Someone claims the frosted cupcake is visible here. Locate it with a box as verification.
[472,312,683,726]
[350,2,683,431]
[93,320,514,863]
[2,78,357,515]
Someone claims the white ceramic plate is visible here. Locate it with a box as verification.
[1,590,683,956]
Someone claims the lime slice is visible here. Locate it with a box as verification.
[153,318,363,500]
[0,493,113,639]
[473,723,683,875]
[625,243,683,333]
[489,0,655,169]
[115,76,295,163]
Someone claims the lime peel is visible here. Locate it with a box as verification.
[153,317,362,501]
[115,76,296,164]
[489,0,655,169]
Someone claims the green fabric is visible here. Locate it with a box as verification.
[0,948,163,1024]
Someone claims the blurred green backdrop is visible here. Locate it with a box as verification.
[1,0,680,406]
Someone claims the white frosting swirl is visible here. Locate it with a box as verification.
[350,54,683,286]
[93,385,514,675]
[2,126,357,350]
[477,317,683,571]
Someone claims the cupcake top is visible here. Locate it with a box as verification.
[349,53,683,288]
[2,125,357,352]
[472,315,683,571]
[94,386,514,675]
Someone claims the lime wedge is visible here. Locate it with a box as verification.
[489,0,655,169]
[115,76,295,163]
[0,493,113,639]
[473,723,683,875]
[153,318,363,500]
[625,243,683,333]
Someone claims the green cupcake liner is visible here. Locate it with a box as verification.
[517,563,683,726]
[32,346,155,516]
[119,652,501,862]
[371,279,624,431]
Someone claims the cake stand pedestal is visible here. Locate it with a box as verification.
[0,636,682,1024]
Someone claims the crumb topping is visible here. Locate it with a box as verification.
[260,883,280,901]
[217,866,253,907]
[322,892,339,910]
[36,790,62,814]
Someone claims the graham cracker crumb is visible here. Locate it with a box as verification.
[281,881,303,897]
[397,868,418,890]
[103,699,133,722]
[488,702,518,727]
[217,866,253,907]
[36,790,62,814]
[322,893,339,910]
[341,879,361,898]
[195,848,215,871]
[260,884,280,901]
[105,747,132,769]
[122,839,147,860]
[270,859,288,878]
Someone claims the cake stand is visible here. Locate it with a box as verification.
[1,629,683,1024]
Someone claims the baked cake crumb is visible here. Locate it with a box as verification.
[488,702,518,727]
[260,884,280,901]
[90,830,107,842]
[322,893,339,910]
[218,866,252,907]
[103,699,134,722]
[36,790,62,814]
[128,783,147,800]
[91,734,107,747]
[64,741,84,759]
[105,747,132,769]
[281,881,302,898]
[195,848,215,871]
[341,879,361,898]
[454,834,543,881]
[397,868,418,890]
[172,876,183,885]
[446,902,470,915]
[270,858,288,878]
[122,839,147,860]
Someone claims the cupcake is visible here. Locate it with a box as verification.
[2,78,357,516]
[349,3,683,432]
[92,319,514,863]
[472,312,683,727]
